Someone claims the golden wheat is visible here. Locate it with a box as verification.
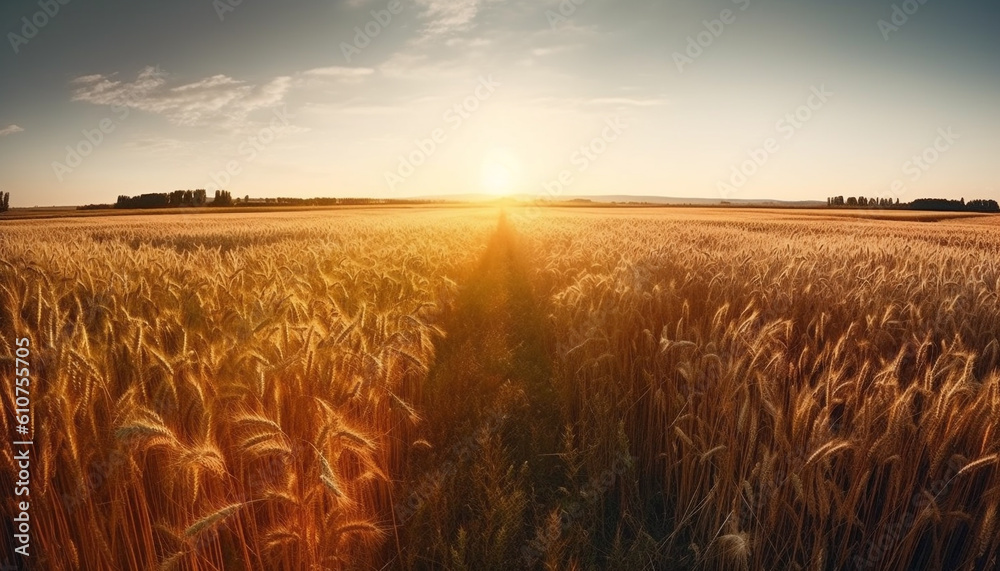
[1,207,998,569]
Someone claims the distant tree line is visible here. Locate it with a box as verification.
[828,196,900,208]
[114,190,208,209]
[0,191,9,212]
[911,198,1000,213]
[234,197,419,207]
[827,196,999,213]
[78,191,440,211]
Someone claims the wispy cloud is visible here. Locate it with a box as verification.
[0,124,24,137]
[123,137,201,154]
[528,95,670,110]
[413,0,506,41]
[531,44,582,57]
[415,0,482,38]
[302,66,375,81]
[587,97,670,108]
[71,66,292,130]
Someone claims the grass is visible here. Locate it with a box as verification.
[1,207,999,569]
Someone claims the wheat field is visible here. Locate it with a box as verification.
[2,207,999,570]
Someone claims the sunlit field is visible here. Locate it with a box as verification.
[2,207,1000,570]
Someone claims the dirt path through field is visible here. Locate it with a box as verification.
[393,212,564,568]
[423,211,561,463]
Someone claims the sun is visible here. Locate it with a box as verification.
[480,150,521,197]
[482,162,514,196]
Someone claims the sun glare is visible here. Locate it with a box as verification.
[480,150,520,196]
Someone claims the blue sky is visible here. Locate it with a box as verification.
[1,0,998,206]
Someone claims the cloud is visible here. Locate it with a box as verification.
[416,0,480,37]
[301,99,407,117]
[71,66,292,130]
[587,97,670,107]
[528,96,670,110]
[70,66,168,106]
[531,43,582,57]
[302,66,375,81]
[0,124,24,137]
[414,0,505,40]
[123,137,199,154]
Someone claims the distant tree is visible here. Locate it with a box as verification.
[168,190,186,207]
[967,199,1000,213]
[211,190,233,207]
[847,197,858,207]
[0,191,9,212]
[115,193,170,209]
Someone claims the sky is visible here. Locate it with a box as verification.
[0,0,999,207]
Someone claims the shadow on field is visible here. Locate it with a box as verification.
[424,212,559,441]
[393,212,564,569]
